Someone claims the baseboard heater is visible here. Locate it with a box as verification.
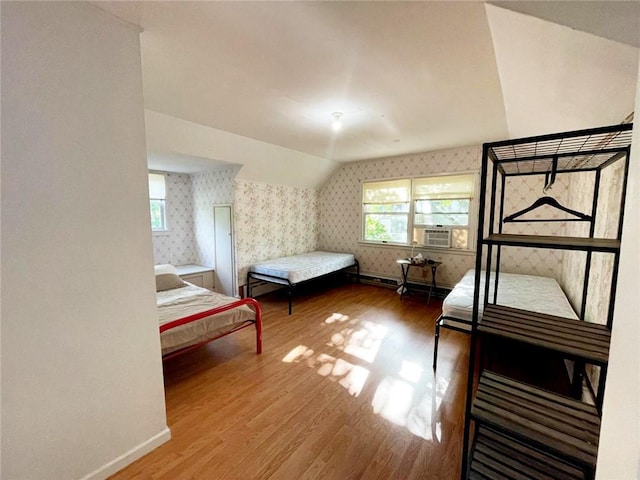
[357,272,451,296]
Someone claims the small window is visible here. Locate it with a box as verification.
[149,173,167,231]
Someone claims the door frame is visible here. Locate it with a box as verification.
[213,203,238,297]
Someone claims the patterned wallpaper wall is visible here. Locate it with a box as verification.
[559,158,626,398]
[151,172,197,265]
[487,173,570,281]
[191,166,241,269]
[561,161,625,324]
[152,144,596,297]
[318,145,569,289]
[235,179,319,285]
[152,167,319,292]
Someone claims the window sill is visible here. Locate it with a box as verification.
[152,229,171,237]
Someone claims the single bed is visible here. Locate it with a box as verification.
[156,265,262,359]
[433,269,577,368]
[246,251,359,314]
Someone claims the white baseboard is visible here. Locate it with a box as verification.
[79,427,171,480]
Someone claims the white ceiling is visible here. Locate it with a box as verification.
[95,1,639,184]
[491,1,640,48]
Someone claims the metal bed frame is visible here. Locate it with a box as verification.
[246,259,360,315]
[433,313,471,369]
[160,297,263,360]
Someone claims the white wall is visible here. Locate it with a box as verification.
[145,109,340,189]
[1,3,169,479]
[596,55,640,480]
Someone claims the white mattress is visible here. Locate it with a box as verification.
[249,251,356,284]
[158,284,256,355]
[442,269,577,330]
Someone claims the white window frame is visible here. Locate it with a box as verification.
[362,178,412,245]
[361,172,477,251]
[149,172,168,232]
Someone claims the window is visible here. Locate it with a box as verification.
[412,174,475,249]
[149,173,167,231]
[362,179,411,243]
[362,173,475,249]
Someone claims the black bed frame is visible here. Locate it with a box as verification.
[433,313,471,369]
[246,259,360,315]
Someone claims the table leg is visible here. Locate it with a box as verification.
[428,265,438,303]
[400,264,409,300]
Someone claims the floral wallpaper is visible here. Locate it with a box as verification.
[151,172,197,265]
[151,167,318,292]
[561,161,626,324]
[488,173,569,280]
[559,158,626,401]
[151,143,615,305]
[191,166,241,268]
[318,145,568,289]
[234,179,319,285]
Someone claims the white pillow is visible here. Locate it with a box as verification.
[155,273,186,292]
[154,264,178,276]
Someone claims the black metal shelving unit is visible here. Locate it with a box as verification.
[461,123,633,480]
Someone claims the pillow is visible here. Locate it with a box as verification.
[154,264,178,276]
[156,273,186,292]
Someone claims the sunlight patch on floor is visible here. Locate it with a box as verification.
[326,319,388,363]
[310,354,370,396]
[371,370,450,441]
[398,360,423,384]
[282,344,315,363]
[372,377,415,426]
[281,345,369,397]
[324,312,350,324]
[281,313,447,422]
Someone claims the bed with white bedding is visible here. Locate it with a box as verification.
[246,251,359,314]
[433,269,577,368]
[156,265,262,359]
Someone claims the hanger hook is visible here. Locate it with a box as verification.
[543,172,552,194]
[543,156,558,195]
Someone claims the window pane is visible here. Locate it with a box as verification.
[365,213,408,243]
[364,202,410,213]
[415,199,470,226]
[150,199,166,230]
[415,198,470,214]
[416,213,469,226]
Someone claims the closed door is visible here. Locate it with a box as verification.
[213,205,236,296]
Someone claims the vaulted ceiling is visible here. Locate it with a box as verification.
[96,1,639,186]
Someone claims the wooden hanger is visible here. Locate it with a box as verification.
[504,196,592,223]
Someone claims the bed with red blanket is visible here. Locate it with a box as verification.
[155,265,262,360]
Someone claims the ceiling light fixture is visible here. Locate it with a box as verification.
[331,112,343,132]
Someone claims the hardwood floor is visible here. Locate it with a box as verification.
[110,282,470,480]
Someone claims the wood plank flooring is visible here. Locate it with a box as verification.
[109,283,470,480]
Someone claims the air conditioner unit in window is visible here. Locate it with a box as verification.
[424,227,451,248]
